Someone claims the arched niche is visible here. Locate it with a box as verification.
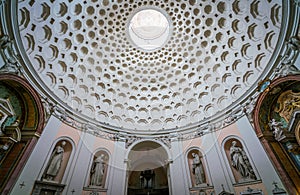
[253,75,300,194]
[187,149,208,187]
[87,150,110,188]
[126,140,170,195]
[41,138,73,184]
[0,74,44,194]
[223,137,257,183]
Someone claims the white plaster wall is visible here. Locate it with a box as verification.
[107,141,127,195]
[9,115,286,195]
[202,132,234,194]
[10,116,62,195]
[169,140,190,195]
[63,132,96,195]
[10,115,117,195]
[181,117,286,194]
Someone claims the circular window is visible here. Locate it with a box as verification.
[128,9,170,51]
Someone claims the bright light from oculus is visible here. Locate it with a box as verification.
[128,9,170,51]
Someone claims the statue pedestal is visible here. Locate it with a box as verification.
[233,180,265,195]
[233,179,262,186]
[127,188,169,195]
[192,183,209,188]
[238,178,257,183]
[83,186,107,195]
[190,184,214,195]
[32,180,65,195]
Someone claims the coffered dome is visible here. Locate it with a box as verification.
[16,0,284,135]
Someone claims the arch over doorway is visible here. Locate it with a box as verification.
[126,140,171,195]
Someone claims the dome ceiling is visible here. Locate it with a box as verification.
[17,0,283,133]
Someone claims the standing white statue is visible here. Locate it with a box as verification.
[43,141,66,181]
[192,153,205,185]
[229,141,256,181]
[269,118,286,141]
[90,154,105,186]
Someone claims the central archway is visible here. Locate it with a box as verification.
[126,140,170,195]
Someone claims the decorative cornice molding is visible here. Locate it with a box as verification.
[125,135,141,149]
[154,136,171,148]
[40,97,55,123]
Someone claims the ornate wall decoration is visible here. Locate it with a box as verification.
[0,86,23,133]
[275,90,300,122]
[0,97,19,136]
[253,75,300,194]
[0,74,45,194]
[125,135,141,149]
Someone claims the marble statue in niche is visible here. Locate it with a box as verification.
[90,154,106,186]
[191,152,206,185]
[229,141,256,182]
[43,141,66,181]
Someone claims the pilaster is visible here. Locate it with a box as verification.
[107,141,127,195]
[169,140,189,195]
